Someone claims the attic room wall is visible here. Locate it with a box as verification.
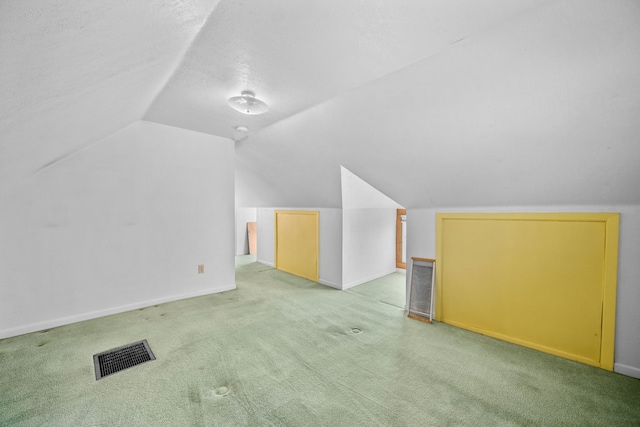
[0,121,235,339]
[342,209,397,289]
[256,208,342,289]
[406,205,640,380]
[340,166,401,289]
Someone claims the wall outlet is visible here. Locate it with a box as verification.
[198,264,204,274]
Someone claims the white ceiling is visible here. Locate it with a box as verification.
[2,0,639,209]
[235,0,640,208]
[0,0,219,186]
[144,0,544,139]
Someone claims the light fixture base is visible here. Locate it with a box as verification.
[227,91,269,115]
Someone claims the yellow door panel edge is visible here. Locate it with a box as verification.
[601,214,619,370]
[435,212,619,371]
[274,210,319,282]
[443,318,602,368]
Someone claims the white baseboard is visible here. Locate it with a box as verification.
[257,259,274,268]
[0,283,237,340]
[318,279,342,290]
[342,270,397,290]
[614,363,640,379]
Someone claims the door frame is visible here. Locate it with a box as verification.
[396,209,406,269]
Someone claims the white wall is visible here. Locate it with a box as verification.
[340,166,401,289]
[0,121,236,339]
[256,208,275,267]
[318,209,343,289]
[342,208,397,289]
[256,208,342,288]
[235,208,257,255]
[406,205,640,379]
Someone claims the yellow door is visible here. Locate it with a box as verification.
[436,213,619,370]
[275,210,319,282]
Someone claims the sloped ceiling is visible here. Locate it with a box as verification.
[2,0,639,209]
[144,0,544,139]
[0,0,220,187]
[235,0,640,208]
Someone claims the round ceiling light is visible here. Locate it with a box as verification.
[227,90,268,115]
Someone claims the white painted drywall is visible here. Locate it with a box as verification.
[145,1,541,140]
[340,166,400,289]
[0,121,236,339]
[235,0,640,210]
[255,208,342,288]
[235,208,257,255]
[256,208,275,267]
[0,0,220,187]
[318,209,343,289]
[342,208,397,289]
[341,166,401,210]
[406,205,640,380]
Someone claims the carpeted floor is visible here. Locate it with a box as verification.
[1,256,639,426]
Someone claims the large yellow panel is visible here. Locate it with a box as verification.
[275,210,319,282]
[435,213,619,370]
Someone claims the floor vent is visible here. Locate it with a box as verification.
[93,340,155,380]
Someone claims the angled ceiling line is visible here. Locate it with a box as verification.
[234,0,559,142]
[340,165,403,210]
[0,121,138,192]
[140,0,226,127]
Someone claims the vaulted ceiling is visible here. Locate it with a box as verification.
[2,0,639,209]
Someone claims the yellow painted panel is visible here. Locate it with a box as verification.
[275,210,319,282]
[435,213,619,370]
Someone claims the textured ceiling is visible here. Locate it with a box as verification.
[144,0,545,139]
[2,0,639,209]
[235,0,640,208]
[0,0,219,186]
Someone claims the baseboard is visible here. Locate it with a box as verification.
[342,270,397,290]
[257,259,274,267]
[318,279,342,290]
[0,283,237,340]
[614,363,640,379]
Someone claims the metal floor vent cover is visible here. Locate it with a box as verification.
[93,339,155,380]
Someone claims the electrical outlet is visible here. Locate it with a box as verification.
[198,264,204,274]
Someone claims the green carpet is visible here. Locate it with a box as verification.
[1,256,639,426]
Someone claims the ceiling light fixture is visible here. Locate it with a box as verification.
[234,126,249,132]
[227,90,268,115]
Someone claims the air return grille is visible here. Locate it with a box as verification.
[93,340,155,380]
